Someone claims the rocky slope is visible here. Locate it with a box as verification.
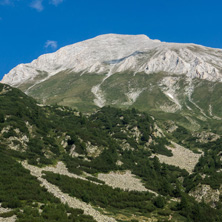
[2,34,222,86]
[1,83,222,221]
[2,34,222,123]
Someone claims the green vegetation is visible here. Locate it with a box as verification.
[121,151,187,195]
[1,82,222,221]
[0,147,95,221]
[43,171,222,221]
[85,176,105,184]
[16,205,95,222]
[0,149,55,208]
[181,137,222,191]
[0,84,60,165]
[27,71,102,112]
[175,193,222,222]
[22,71,222,134]
[44,172,156,213]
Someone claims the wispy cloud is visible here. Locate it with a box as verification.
[30,0,43,12]
[50,0,63,6]
[45,40,58,50]
[1,0,64,11]
[0,0,14,5]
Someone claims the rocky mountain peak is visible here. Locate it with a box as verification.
[2,33,222,87]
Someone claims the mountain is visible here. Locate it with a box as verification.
[2,34,222,221]
[2,34,222,130]
[2,34,222,85]
[1,83,222,222]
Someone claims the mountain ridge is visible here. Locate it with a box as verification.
[2,33,222,87]
[2,34,222,129]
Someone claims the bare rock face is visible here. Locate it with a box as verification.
[189,184,220,208]
[193,131,220,143]
[2,34,222,88]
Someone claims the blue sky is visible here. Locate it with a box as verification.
[1,0,222,80]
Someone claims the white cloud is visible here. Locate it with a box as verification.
[50,0,63,6]
[30,0,43,12]
[45,40,58,50]
[0,0,16,5]
[1,0,64,10]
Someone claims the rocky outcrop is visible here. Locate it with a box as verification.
[193,131,220,143]
[0,126,29,152]
[86,141,102,158]
[2,34,222,89]
[189,184,220,208]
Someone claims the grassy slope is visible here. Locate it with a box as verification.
[22,70,222,133]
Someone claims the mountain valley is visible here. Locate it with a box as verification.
[1,34,222,221]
